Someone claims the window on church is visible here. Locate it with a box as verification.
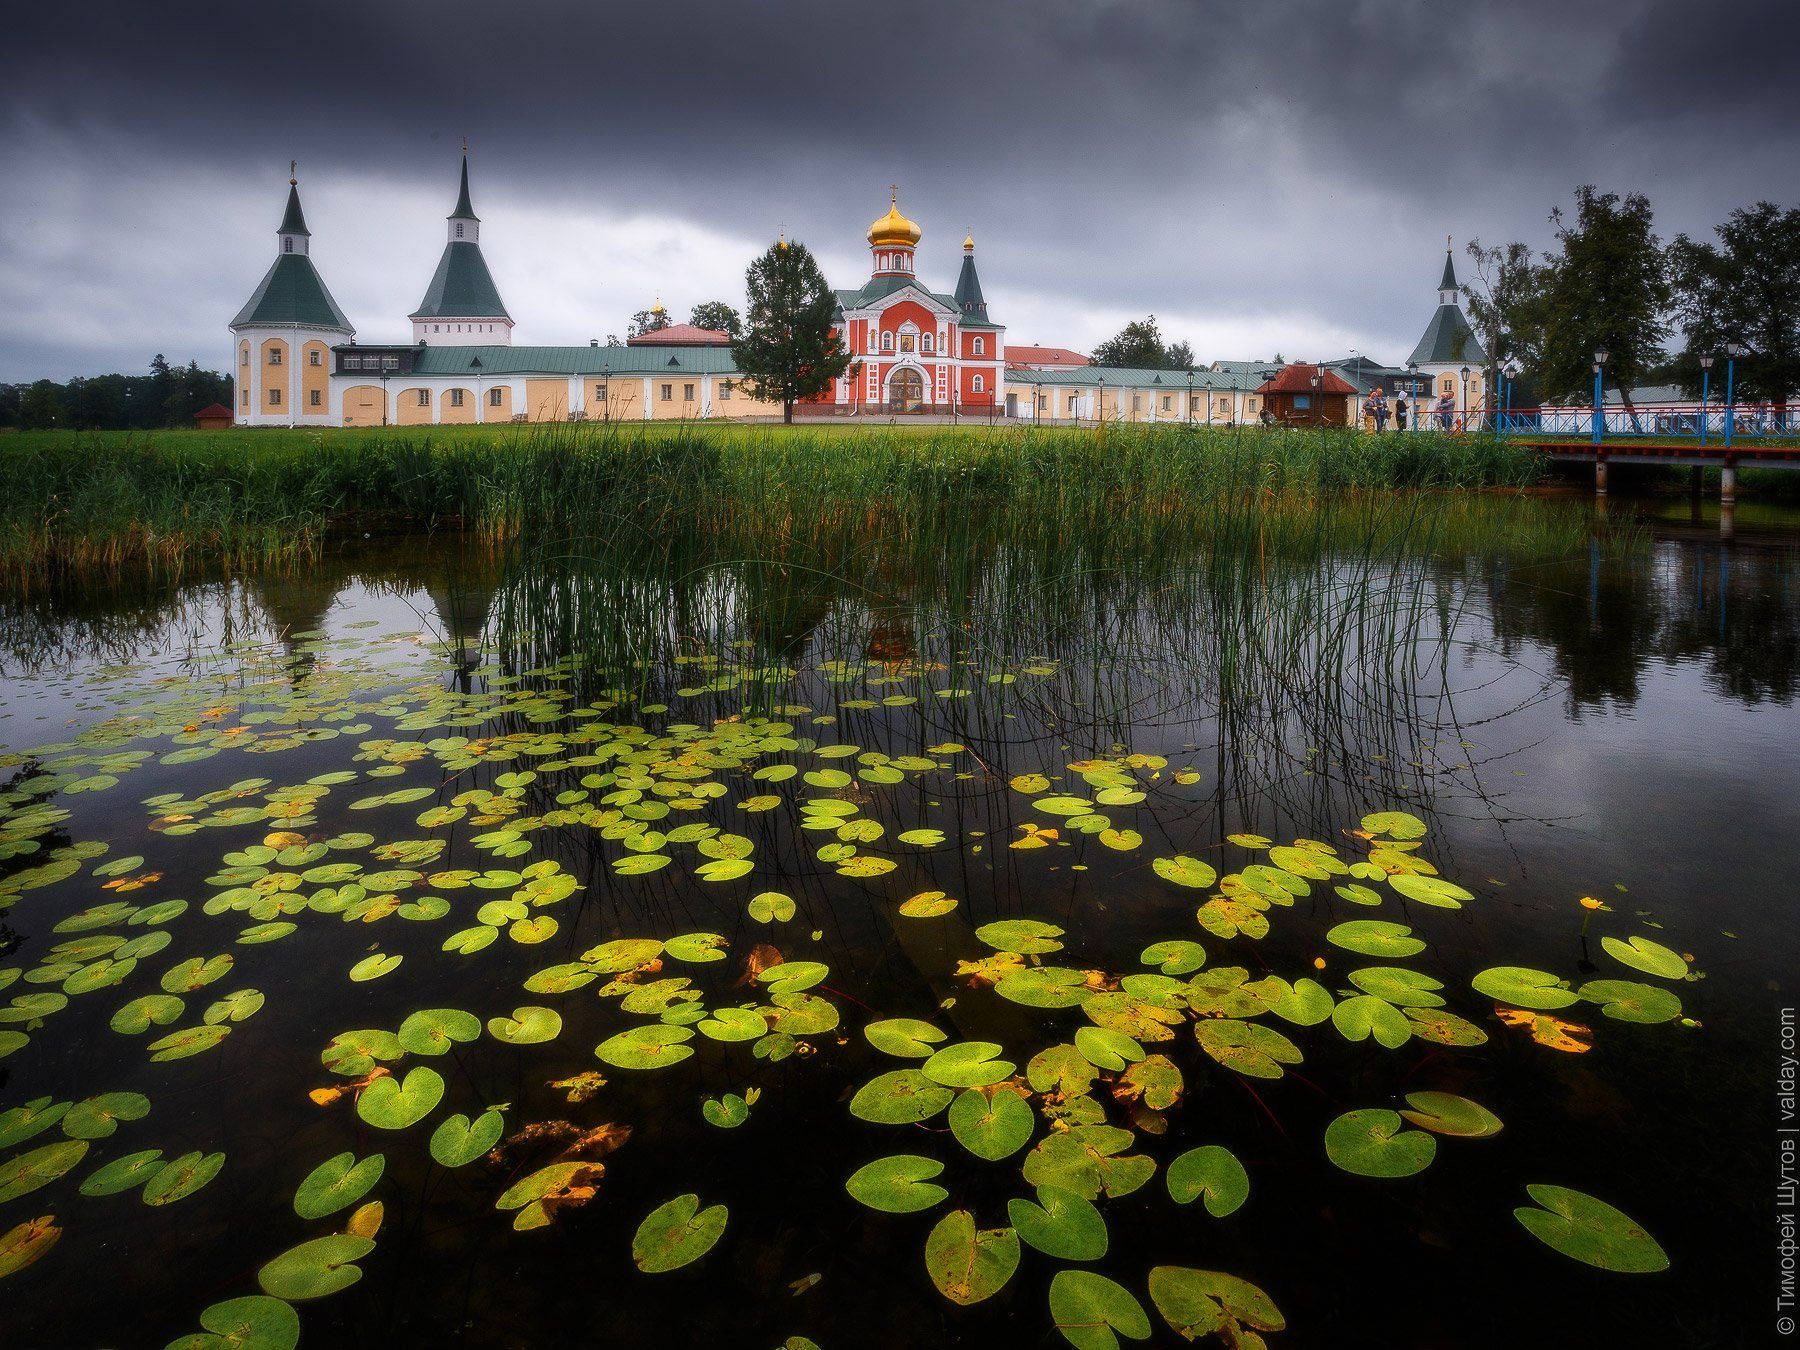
[593,383,607,403]
[456,223,464,238]
[661,384,673,401]
[972,337,984,355]
[490,388,504,406]
[683,383,695,401]
[310,389,322,407]
[240,388,249,408]
[284,238,292,253]
[882,333,893,352]
[450,389,465,408]
[269,388,282,406]
[720,381,733,399]
[309,350,322,366]
[268,348,282,366]
[973,375,985,393]
[416,389,429,408]
[1162,396,1172,411]
[240,348,248,366]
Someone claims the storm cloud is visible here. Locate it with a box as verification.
[3,0,1796,380]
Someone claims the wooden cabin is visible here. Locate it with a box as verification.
[1252,364,1358,427]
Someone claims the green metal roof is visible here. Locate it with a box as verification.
[1439,249,1458,292]
[451,155,477,221]
[409,344,744,376]
[1006,366,1260,391]
[411,241,510,320]
[278,184,309,236]
[231,253,352,330]
[833,276,1001,328]
[1407,304,1486,367]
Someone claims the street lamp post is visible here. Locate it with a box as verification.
[1591,348,1609,447]
[1698,354,1713,446]
[1459,364,1470,433]
[1724,342,1748,447]
[1152,373,1162,424]
[1186,369,1194,425]
[1096,372,1105,424]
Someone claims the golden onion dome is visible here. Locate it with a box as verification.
[868,190,922,248]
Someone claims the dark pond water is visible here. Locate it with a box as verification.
[0,494,1795,1349]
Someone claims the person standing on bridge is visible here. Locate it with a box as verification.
[1394,391,1409,432]
[1371,387,1390,432]
[1436,390,1455,430]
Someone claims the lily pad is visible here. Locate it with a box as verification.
[176,1295,301,1350]
[61,1091,150,1139]
[1074,1026,1144,1072]
[0,1214,61,1280]
[1140,939,1205,975]
[257,1234,375,1300]
[1048,1269,1151,1350]
[632,1193,728,1272]
[1388,873,1472,908]
[1577,979,1682,1024]
[1399,1091,1504,1138]
[79,1148,164,1196]
[975,919,1065,955]
[1152,856,1217,890]
[356,1066,445,1130]
[922,1041,1014,1088]
[1471,966,1577,1011]
[1326,920,1425,958]
[863,1018,947,1058]
[1331,994,1413,1049]
[850,1070,955,1124]
[143,1150,226,1205]
[845,1154,948,1213]
[1323,1108,1436,1178]
[948,1086,1034,1160]
[1599,935,1689,981]
[0,1139,89,1203]
[1148,1266,1286,1341]
[397,1008,481,1055]
[429,1109,505,1167]
[1514,1183,1668,1272]
[924,1209,1019,1306]
[487,1006,563,1044]
[294,1152,384,1219]
[1166,1145,1250,1216]
[596,1024,695,1069]
[1022,1126,1155,1200]
[1008,1185,1108,1261]
[111,994,186,1035]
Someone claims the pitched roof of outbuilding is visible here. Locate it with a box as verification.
[1006,345,1091,367]
[231,254,353,330]
[626,324,732,346]
[409,344,742,376]
[1254,364,1358,395]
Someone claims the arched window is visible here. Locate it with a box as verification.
[456,223,464,238]
[882,332,894,352]
[283,238,293,253]
[922,334,933,353]
[973,337,985,355]
[973,375,985,393]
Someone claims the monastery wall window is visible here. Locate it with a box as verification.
[972,337,984,355]
[720,381,734,400]
[1162,395,1172,411]
[661,384,673,401]
[310,390,322,408]
[240,348,248,366]
[973,375,985,393]
[268,388,282,406]
[490,388,505,406]
[684,383,695,401]
[309,350,322,366]
[456,223,464,238]
[922,334,933,353]
[416,389,430,408]
[268,348,282,365]
[882,333,893,353]
[450,389,466,408]
[283,238,293,253]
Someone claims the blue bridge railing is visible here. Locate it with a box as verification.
[1489,402,1797,445]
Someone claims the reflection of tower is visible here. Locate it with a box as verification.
[426,573,498,689]
[866,610,917,665]
[249,573,343,683]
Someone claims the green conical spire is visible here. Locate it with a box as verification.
[954,233,987,321]
[1439,240,1458,292]
[451,146,478,221]
[279,162,310,236]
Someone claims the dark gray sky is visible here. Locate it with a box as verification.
[3,0,1795,381]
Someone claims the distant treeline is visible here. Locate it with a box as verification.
[0,355,231,431]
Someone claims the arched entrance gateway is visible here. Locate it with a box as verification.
[888,366,925,412]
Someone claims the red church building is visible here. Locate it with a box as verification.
[817,191,1004,413]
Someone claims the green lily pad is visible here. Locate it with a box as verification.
[863,1018,947,1058]
[1514,1183,1669,1272]
[747,892,796,923]
[757,961,829,996]
[1388,873,1472,908]
[1007,1185,1108,1261]
[1577,979,1682,1023]
[147,1023,232,1062]
[0,1138,89,1202]
[0,1098,70,1150]
[203,988,266,1025]
[1599,935,1689,981]
[395,1008,481,1056]
[632,1193,728,1272]
[845,1154,948,1213]
[948,1086,1034,1159]
[702,1093,752,1128]
[975,919,1065,955]
[111,994,185,1035]
[1074,1026,1144,1072]
[922,1041,1014,1088]
[1166,1145,1250,1216]
[1048,1269,1151,1350]
[1022,1126,1155,1200]
[348,953,401,982]
[994,967,1090,1009]
[1323,1108,1436,1178]
[1151,855,1217,890]
[487,1006,563,1044]
[1346,966,1444,1007]
[356,1066,445,1130]
[61,1091,150,1139]
[294,1152,384,1219]
[257,1234,375,1300]
[1148,1266,1286,1341]
[1331,994,1413,1049]
[924,1209,1019,1306]
[1360,810,1427,840]
[1194,1020,1302,1078]
[850,1070,955,1124]
[1399,1091,1504,1138]
[1471,966,1577,1010]
[79,1147,164,1196]
[1140,940,1206,975]
[429,1109,505,1167]
[1326,920,1425,958]
[174,1295,301,1350]
[596,1023,695,1069]
[143,1149,225,1205]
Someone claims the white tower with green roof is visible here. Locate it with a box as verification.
[1406,240,1488,422]
[229,166,354,426]
[409,150,513,346]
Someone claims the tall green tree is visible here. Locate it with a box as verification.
[1535,187,1670,411]
[1464,238,1548,393]
[688,300,743,338]
[1668,201,1800,406]
[1091,316,1191,369]
[627,307,673,339]
[733,238,850,424]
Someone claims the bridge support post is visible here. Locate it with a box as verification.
[1721,460,1737,507]
[1689,466,1703,498]
[1594,456,1608,497]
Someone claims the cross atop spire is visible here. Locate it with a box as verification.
[451,149,478,224]
[289,159,297,186]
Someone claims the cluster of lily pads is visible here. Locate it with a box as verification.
[0,628,1694,1346]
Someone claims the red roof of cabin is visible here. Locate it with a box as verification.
[1254,363,1358,395]
[1005,345,1091,368]
[626,324,733,347]
[194,403,233,418]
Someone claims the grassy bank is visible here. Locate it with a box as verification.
[0,421,1546,586]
